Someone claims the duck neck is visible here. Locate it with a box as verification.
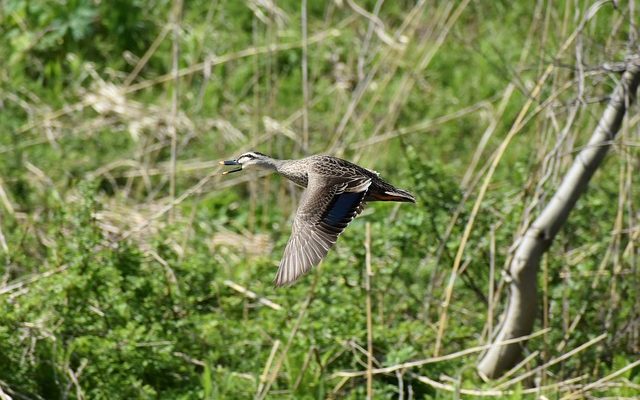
[250,157,280,171]
[274,159,308,187]
[272,158,288,172]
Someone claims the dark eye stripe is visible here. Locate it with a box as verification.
[239,152,265,160]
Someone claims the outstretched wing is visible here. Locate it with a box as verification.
[274,174,371,286]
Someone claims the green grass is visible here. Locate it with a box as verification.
[0,0,639,398]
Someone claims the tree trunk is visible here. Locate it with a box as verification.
[477,57,640,379]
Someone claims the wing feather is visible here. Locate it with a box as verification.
[274,175,370,286]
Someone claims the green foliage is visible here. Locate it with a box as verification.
[1,0,639,398]
[3,0,163,85]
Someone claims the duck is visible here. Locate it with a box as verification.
[221,151,415,286]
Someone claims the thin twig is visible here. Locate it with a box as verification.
[460,84,516,188]
[0,265,70,296]
[256,273,320,399]
[411,372,587,397]
[560,358,640,400]
[332,328,549,378]
[123,25,171,87]
[169,0,183,222]
[255,340,281,398]
[301,0,309,152]
[494,333,607,390]
[0,177,15,217]
[488,225,496,341]
[223,280,283,311]
[364,222,374,399]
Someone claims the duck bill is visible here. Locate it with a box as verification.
[219,160,243,175]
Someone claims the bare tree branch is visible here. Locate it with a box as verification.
[477,56,640,379]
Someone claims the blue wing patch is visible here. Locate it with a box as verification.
[323,191,365,227]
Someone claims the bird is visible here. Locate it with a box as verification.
[220,151,416,286]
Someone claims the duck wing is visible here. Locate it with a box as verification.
[274,174,371,286]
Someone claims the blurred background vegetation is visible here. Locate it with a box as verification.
[0,0,638,398]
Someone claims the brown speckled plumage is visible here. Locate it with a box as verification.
[221,152,416,286]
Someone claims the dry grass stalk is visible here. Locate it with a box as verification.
[493,333,607,390]
[169,0,183,222]
[0,177,15,217]
[487,225,496,341]
[0,226,8,257]
[223,280,282,311]
[345,0,404,50]
[301,0,309,151]
[356,0,384,83]
[172,351,206,367]
[147,249,181,304]
[211,231,273,257]
[255,274,320,399]
[330,375,351,398]
[255,339,281,397]
[291,346,317,391]
[350,96,496,150]
[332,328,549,379]
[0,385,12,400]
[123,25,171,87]
[0,265,70,297]
[364,222,373,399]
[66,358,88,400]
[247,0,288,27]
[84,81,194,142]
[560,358,640,400]
[460,84,516,189]
[494,350,540,383]
[412,372,589,397]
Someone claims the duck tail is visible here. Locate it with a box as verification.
[369,187,416,203]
